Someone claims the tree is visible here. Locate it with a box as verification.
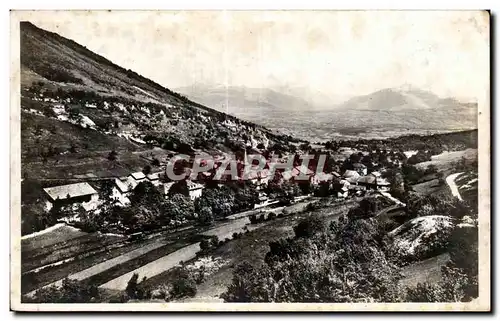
[126,273,139,299]
[195,185,235,218]
[167,180,190,197]
[151,158,161,167]
[169,267,197,299]
[198,206,214,225]
[107,150,118,161]
[165,194,195,223]
[142,165,152,175]
[222,213,400,303]
[293,217,324,238]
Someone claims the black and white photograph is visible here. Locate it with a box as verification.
[10,10,490,311]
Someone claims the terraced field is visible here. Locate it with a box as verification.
[22,215,253,299]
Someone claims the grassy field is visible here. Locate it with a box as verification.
[399,253,450,287]
[416,148,478,174]
[21,224,87,252]
[22,233,125,273]
[411,179,443,195]
[21,112,153,179]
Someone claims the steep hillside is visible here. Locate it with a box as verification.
[20,22,297,179]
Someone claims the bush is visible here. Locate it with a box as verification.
[169,268,197,299]
[267,212,277,221]
[23,278,101,303]
[293,217,324,238]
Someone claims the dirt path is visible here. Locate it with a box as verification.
[446,172,464,201]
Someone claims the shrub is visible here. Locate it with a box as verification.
[23,278,101,303]
[169,268,197,299]
[267,212,277,221]
[293,217,324,238]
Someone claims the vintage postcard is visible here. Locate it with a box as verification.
[10,10,490,311]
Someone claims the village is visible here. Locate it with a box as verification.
[40,148,398,223]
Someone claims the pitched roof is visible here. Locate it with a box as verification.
[187,181,204,190]
[147,173,159,181]
[114,178,134,193]
[353,163,367,169]
[357,175,377,185]
[44,182,97,201]
[130,172,146,180]
[377,178,391,186]
[293,165,314,176]
[343,170,360,179]
[314,172,333,182]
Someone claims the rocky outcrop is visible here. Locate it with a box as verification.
[388,215,455,262]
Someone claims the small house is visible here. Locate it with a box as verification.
[112,177,133,206]
[146,172,160,186]
[187,181,204,200]
[129,171,147,182]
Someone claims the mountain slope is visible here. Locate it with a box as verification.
[20,22,296,179]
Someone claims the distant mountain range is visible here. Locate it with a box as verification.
[176,85,478,141]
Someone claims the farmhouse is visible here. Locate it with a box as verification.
[43,182,99,211]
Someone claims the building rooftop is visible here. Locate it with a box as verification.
[187,181,204,190]
[343,170,360,179]
[353,163,367,169]
[357,175,377,185]
[44,182,97,202]
[147,173,160,181]
[130,172,146,180]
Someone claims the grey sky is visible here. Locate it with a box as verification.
[21,10,489,103]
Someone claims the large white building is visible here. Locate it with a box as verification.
[43,182,99,211]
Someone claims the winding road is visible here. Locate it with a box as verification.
[445,172,464,201]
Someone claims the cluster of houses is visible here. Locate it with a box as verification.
[41,155,392,214]
[42,171,206,212]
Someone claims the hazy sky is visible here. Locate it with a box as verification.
[19,10,489,103]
